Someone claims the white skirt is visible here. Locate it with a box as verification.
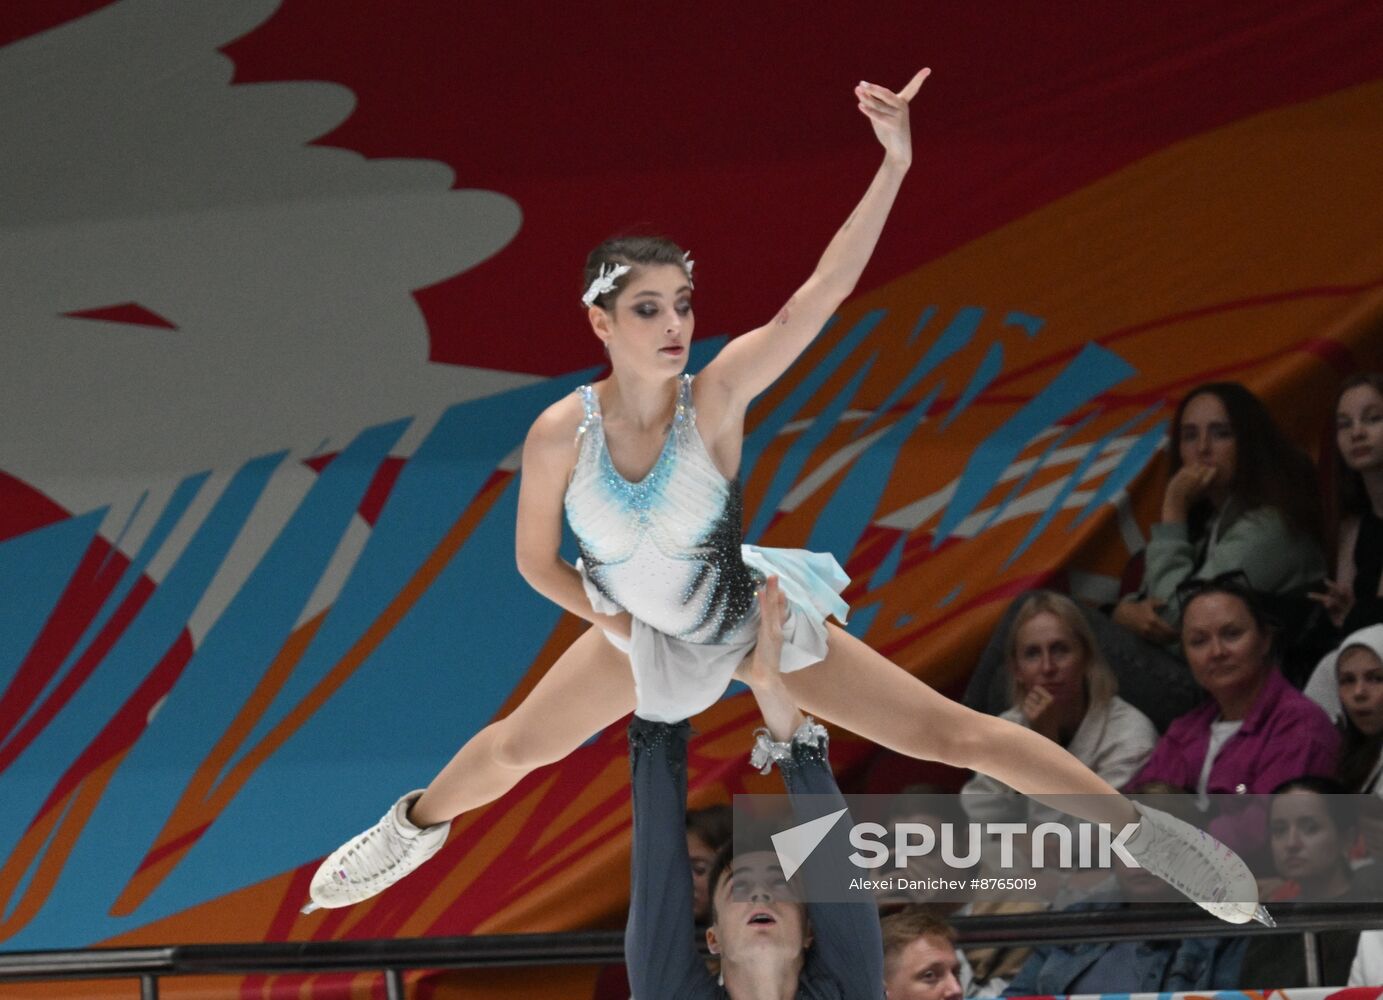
[580,544,851,723]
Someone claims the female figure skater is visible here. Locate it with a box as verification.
[304,70,1265,924]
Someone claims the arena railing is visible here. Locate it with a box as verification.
[2,902,1380,998]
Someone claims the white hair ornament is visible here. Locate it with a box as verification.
[581,262,632,308]
[683,250,695,287]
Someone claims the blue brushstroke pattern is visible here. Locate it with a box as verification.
[870,533,909,589]
[0,510,104,691]
[975,411,1097,535]
[940,341,1003,429]
[1003,311,1045,338]
[856,305,977,438]
[96,490,146,576]
[934,343,1136,546]
[214,372,598,785]
[1,790,76,925]
[1073,415,1169,527]
[8,473,208,741]
[152,475,559,925]
[1003,407,1154,568]
[739,312,881,499]
[0,452,283,945]
[807,383,940,559]
[846,602,880,637]
[906,306,937,346]
[745,352,877,542]
[7,421,400,947]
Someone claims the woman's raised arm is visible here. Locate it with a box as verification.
[701,69,929,411]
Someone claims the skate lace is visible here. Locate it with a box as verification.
[1145,824,1230,902]
[341,816,413,886]
[1132,806,1271,925]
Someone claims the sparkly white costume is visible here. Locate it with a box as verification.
[565,373,850,721]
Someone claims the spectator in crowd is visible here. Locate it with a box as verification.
[1307,380,1383,714]
[962,592,1156,825]
[1313,373,1383,635]
[1114,381,1325,637]
[882,908,965,1000]
[1130,574,1339,859]
[967,382,1325,730]
[1332,626,1383,796]
[1003,792,1242,997]
[624,578,884,999]
[1350,931,1383,988]
[688,804,733,926]
[1239,778,1363,988]
[873,792,1043,997]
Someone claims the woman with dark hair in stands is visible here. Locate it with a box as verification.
[1130,575,1339,860]
[1305,375,1383,716]
[1116,382,1325,633]
[1312,373,1383,634]
[1238,777,1363,989]
[966,382,1326,731]
[1112,382,1326,693]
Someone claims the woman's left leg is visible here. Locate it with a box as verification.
[782,623,1265,924]
[782,623,1135,827]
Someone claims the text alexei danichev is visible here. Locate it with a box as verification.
[850,876,1040,891]
[850,876,967,892]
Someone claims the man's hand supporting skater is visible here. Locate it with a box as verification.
[738,575,806,743]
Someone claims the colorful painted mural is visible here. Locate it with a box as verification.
[0,0,1381,996]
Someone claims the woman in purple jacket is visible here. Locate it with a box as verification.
[1130,573,1339,863]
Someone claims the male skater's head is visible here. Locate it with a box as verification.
[705,845,812,989]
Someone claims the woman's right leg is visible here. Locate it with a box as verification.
[409,625,637,826]
[305,626,636,911]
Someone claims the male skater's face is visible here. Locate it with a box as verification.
[706,851,811,962]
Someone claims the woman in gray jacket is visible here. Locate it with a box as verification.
[962,591,1156,824]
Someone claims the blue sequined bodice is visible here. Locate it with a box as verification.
[564,374,759,644]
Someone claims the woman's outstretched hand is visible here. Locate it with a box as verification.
[855,69,929,166]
